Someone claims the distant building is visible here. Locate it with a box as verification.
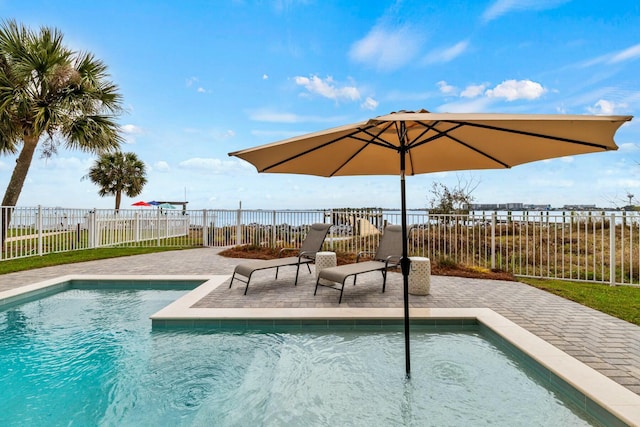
[464,203,551,211]
[562,204,597,211]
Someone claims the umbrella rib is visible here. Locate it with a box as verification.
[408,121,511,168]
[328,122,400,176]
[442,120,615,150]
[357,121,401,150]
[260,124,378,172]
[328,141,369,177]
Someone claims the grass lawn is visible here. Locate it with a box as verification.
[0,247,188,275]
[518,277,640,326]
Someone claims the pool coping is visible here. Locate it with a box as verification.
[1,274,639,426]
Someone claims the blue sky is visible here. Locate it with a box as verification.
[1,0,639,210]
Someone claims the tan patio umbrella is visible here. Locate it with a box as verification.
[229,110,632,377]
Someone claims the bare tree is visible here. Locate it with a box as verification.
[427,174,480,214]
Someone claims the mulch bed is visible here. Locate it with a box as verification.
[219,245,516,281]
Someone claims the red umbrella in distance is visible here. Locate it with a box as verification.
[131,201,152,207]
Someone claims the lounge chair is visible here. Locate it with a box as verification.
[314,224,403,303]
[229,223,332,295]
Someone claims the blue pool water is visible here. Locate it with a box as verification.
[0,286,602,426]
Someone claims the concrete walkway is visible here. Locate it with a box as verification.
[1,247,639,397]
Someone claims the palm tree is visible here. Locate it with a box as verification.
[0,20,123,239]
[85,152,147,210]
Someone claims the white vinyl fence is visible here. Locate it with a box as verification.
[2,206,639,286]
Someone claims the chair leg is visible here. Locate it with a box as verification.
[243,273,252,295]
[382,270,387,293]
[306,263,312,274]
[275,266,279,279]
[294,263,301,286]
[314,277,320,295]
[338,282,345,304]
[229,272,236,288]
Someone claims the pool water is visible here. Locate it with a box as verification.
[0,287,601,426]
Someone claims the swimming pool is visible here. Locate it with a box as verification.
[0,279,616,426]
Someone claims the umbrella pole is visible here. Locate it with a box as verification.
[400,146,411,378]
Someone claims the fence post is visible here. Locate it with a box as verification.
[491,212,496,269]
[329,209,334,251]
[236,207,242,246]
[610,213,616,286]
[37,205,43,256]
[87,210,95,248]
[134,212,140,242]
[156,207,161,246]
[202,209,209,247]
[269,210,277,248]
[164,216,172,239]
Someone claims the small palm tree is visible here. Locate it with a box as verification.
[85,152,147,210]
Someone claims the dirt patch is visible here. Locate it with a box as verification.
[219,245,516,281]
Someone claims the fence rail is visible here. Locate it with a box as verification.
[2,206,639,286]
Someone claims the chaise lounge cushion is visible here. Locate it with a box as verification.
[233,256,313,278]
[317,260,386,284]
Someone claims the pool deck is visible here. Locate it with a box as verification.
[2,247,639,401]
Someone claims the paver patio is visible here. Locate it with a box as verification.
[1,247,638,396]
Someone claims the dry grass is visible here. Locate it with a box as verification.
[218,245,516,281]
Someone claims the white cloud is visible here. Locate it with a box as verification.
[154,161,170,172]
[178,157,253,174]
[580,43,640,68]
[482,0,569,23]
[120,124,143,144]
[250,129,310,139]
[437,80,457,95]
[485,79,546,101]
[361,97,379,110]
[248,110,348,124]
[436,97,494,113]
[349,26,421,71]
[185,77,208,93]
[294,75,360,101]
[609,43,640,63]
[619,143,640,152]
[262,74,269,80]
[587,99,628,115]
[37,156,93,171]
[424,40,469,64]
[121,124,142,135]
[460,84,486,98]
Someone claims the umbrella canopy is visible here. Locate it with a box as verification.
[158,203,176,209]
[131,201,152,207]
[147,201,160,206]
[229,110,632,377]
[230,111,631,176]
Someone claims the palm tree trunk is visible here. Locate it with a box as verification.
[1,135,39,256]
[115,190,121,212]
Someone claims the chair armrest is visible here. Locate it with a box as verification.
[384,255,402,268]
[356,251,375,263]
[298,250,315,261]
[278,247,300,257]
